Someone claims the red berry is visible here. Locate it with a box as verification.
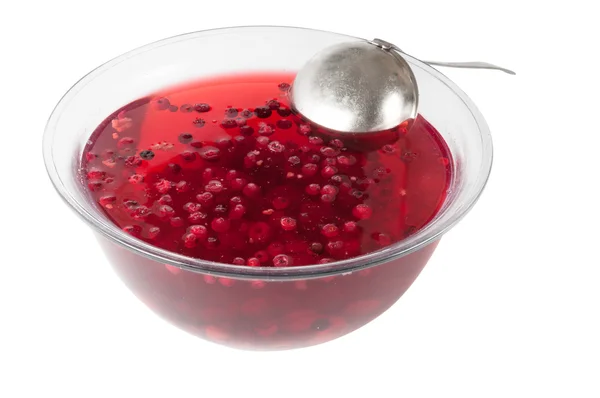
[183,202,202,213]
[273,254,293,267]
[321,224,339,238]
[188,212,207,224]
[198,146,221,161]
[280,217,297,231]
[196,192,214,206]
[243,183,260,198]
[247,257,261,267]
[183,233,198,248]
[205,180,224,194]
[211,217,231,233]
[352,204,373,220]
[302,163,318,177]
[305,184,320,196]
[232,257,245,265]
[267,242,285,257]
[189,225,208,239]
[194,103,211,113]
[272,196,290,210]
[170,217,184,227]
[157,205,175,218]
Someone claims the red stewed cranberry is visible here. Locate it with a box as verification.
[273,254,293,267]
[194,103,211,113]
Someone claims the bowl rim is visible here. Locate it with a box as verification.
[42,25,493,280]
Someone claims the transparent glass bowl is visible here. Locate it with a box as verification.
[43,26,492,350]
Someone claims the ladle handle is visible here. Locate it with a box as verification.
[370,38,516,75]
[421,60,516,75]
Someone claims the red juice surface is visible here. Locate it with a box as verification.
[82,73,451,265]
[81,72,452,349]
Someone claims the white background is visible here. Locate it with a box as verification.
[1,1,599,397]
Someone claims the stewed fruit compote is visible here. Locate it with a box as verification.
[82,72,452,349]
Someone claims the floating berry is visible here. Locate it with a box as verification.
[178,133,193,144]
[139,150,155,160]
[194,103,211,113]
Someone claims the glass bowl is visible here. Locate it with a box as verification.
[43,26,493,350]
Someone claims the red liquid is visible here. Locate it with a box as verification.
[82,72,452,349]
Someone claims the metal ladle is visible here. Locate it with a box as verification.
[290,38,515,134]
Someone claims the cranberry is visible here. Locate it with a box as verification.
[273,254,293,267]
[188,212,207,224]
[189,225,208,240]
[267,242,285,257]
[98,195,116,208]
[276,119,292,129]
[278,82,290,91]
[298,124,311,136]
[309,242,324,254]
[198,146,221,162]
[194,103,211,113]
[248,222,270,243]
[272,196,290,210]
[179,104,193,112]
[337,155,357,166]
[175,181,190,193]
[157,205,175,218]
[268,140,285,154]
[308,136,324,146]
[280,217,297,231]
[225,108,238,118]
[302,163,318,177]
[320,147,339,157]
[220,119,237,129]
[183,233,198,248]
[229,204,246,219]
[247,257,261,267]
[321,165,338,178]
[240,125,254,136]
[167,163,182,174]
[154,179,172,193]
[183,202,202,213]
[193,118,206,127]
[190,141,204,148]
[240,109,253,118]
[148,227,161,239]
[258,123,275,136]
[158,194,173,205]
[211,217,231,233]
[352,204,373,220]
[87,180,103,191]
[170,217,184,227]
[321,224,339,238]
[178,133,193,144]
[343,221,358,233]
[154,97,170,110]
[205,180,224,194]
[124,156,142,167]
[232,257,245,265]
[123,225,142,237]
[254,106,272,118]
[305,184,320,196]
[287,156,301,167]
[139,150,155,160]
[196,192,214,206]
[243,183,260,198]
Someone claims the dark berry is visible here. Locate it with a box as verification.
[194,103,211,113]
[178,133,193,144]
[254,106,272,118]
[139,150,155,160]
[179,104,193,112]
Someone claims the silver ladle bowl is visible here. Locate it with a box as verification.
[290,38,514,135]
